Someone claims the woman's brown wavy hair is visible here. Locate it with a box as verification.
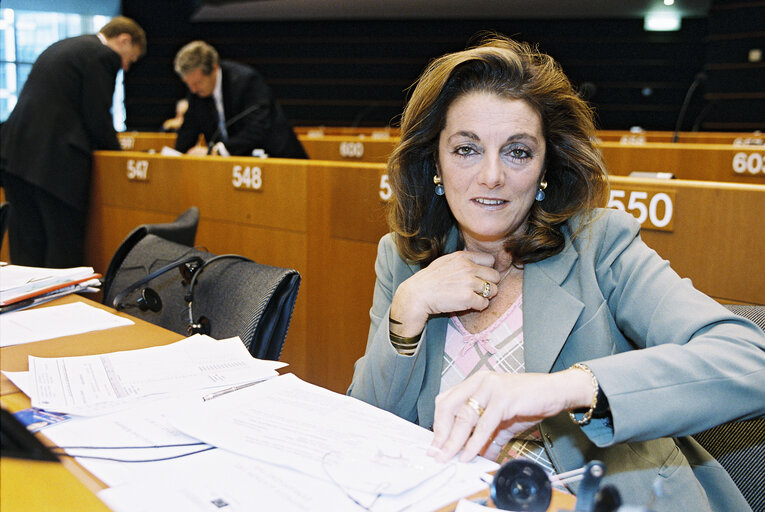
[388,35,609,267]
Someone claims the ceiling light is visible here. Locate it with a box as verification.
[644,10,681,31]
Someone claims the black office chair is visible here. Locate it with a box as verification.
[105,234,300,360]
[0,201,9,252]
[101,206,200,304]
[690,304,765,512]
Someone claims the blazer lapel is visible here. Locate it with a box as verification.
[523,243,584,373]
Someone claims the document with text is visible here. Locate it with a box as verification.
[166,373,497,502]
[28,334,286,415]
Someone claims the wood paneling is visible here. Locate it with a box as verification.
[86,153,764,392]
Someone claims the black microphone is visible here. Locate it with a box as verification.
[672,72,707,142]
[207,103,263,155]
[578,82,597,102]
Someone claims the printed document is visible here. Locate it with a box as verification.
[167,373,497,500]
[28,334,286,415]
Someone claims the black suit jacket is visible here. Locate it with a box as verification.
[0,35,122,210]
[175,61,306,159]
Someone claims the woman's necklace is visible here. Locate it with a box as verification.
[498,265,516,285]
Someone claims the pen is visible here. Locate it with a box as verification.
[202,380,263,401]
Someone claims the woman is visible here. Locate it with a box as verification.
[348,35,764,511]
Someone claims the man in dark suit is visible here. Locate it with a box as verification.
[173,41,307,159]
[0,16,146,268]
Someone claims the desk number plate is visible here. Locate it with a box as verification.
[126,159,149,181]
[608,188,675,231]
[232,165,262,191]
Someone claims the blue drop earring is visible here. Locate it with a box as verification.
[535,180,548,202]
[433,174,445,196]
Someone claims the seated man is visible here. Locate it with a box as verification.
[173,40,307,159]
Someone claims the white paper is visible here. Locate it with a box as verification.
[2,370,31,395]
[160,145,182,156]
[167,373,497,497]
[28,335,286,414]
[99,455,490,512]
[0,302,134,347]
[455,498,493,511]
[42,380,493,512]
[0,265,95,294]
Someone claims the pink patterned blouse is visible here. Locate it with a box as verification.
[440,294,568,490]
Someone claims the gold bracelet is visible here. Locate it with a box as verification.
[389,329,421,356]
[568,363,598,426]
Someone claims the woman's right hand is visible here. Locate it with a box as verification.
[389,251,501,337]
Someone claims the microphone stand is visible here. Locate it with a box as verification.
[206,103,263,155]
[672,72,707,142]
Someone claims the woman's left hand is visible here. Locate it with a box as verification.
[428,369,594,462]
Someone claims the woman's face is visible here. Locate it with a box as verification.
[437,91,546,246]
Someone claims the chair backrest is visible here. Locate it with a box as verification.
[0,202,10,251]
[105,234,300,360]
[724,304,765,332]
[101,207,200,303]
[690,304,765,512]
[692,419,764,512]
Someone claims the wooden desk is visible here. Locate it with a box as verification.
[87,153,764,396]
[0,294,184,512]
[298,134,765,185]
[298,133,398,163]
[87,152,387,392]
[599,142,765,184]
[594,130,764,145]
[0,294,574,512]
[117,131,176,152]
[295,126,400,138]
[294,127,761,146]
[111,131,765,186]
[1,294,183,396]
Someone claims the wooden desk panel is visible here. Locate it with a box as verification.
[298,134,397,163]
[299,135,765,184]
[295,126,400,138]
[611,176,765,305]
[117,131,176,152]
[595,130,763,145]
[600,142,765,184]
[295,127,760,146]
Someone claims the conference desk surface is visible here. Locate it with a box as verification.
[0,295,574,512]
[0,294,184,512]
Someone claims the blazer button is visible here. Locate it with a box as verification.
[544,433,554,447]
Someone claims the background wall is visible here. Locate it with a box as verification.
[121,0,763,132]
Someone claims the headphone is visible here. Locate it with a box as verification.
[112,253,252,336]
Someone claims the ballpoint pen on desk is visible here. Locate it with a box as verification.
[202,380,266,401]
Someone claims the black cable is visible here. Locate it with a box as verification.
[51,446,216,463]
[54,442,208,450]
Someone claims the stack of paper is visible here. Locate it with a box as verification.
[39,374,497,512]
[7,334,498,510]
[22,335,287,415]
[0,265,101,312]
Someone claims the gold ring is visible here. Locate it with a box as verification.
[479,281,491,298]
[466,397,485,417]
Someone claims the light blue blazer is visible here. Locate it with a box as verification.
[348,208,765,511]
